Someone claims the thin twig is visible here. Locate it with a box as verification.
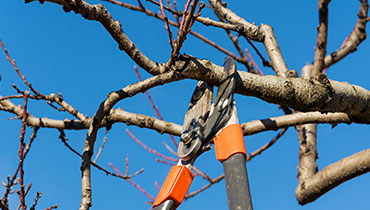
[133,66,178,147]
[125,154,129,177]
[246,128,288,161]
[58,130,143,179]
[0,39,41,96]
[103,0,244,65]
[23,127,40,159]
[109,163,155,200]
[245,37,272,68]
[29,192,42,210]
[161,141,177,157]
[155,158,176,166]
[192,166,213,182]
[93,136,108,163]
[126,129,178,162]
[154,181,160,191]
[245,49,264,75]
[168,0,199,65]
[43,204,58,210]
[159,0,175,48]
[18,91,29,210]
[212,5,255,73]
[178,0,192,33]
[185,174,224,199]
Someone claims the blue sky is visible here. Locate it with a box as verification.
[1,0,369,210]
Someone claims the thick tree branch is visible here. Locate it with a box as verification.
[296,149,370,204]
[1,96,356,137]
[260,24,294,78]
[209,0,297,78]
[3,53,370,130]
[208,0,264,42]
[296,64,319,183]
[108,108,182,135]
[172,55,370,123]
[0,97,183,135]
[241,111,351,135]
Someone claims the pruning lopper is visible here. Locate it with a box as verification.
[152,57,253,210]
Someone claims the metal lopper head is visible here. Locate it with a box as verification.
[178,57,237,162]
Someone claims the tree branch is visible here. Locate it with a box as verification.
[246,128,288,161]
[260,24,294,78]
[168,0,199,65]
[172,55,370,123]
[241,111,351,135]
[296,149,370,204]
[312,0,331,75]
[324,0,369,68]
[208,0,264,42]
[78,70,182,210]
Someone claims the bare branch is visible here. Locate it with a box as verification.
[168,0,199,65]
[324,0,369,68]
[126,129,178,162]
[108,108,182,135]
[242,112,350,136]
[109,163,155,201]
[312,0,331,76]
[0,40,42,96]
[18,91,29,210]
[208,0,264,42]
[192,166,213,182]
[29,192,42,210]
[185,174,224,199]
[102,0,262,66]
[79,70,182,210]
[93,136,108,164]
[23,127,39,159]
[158,0,175,48]
[212,11,255,73]
[58,130,143,180]
[296,149,370,204]
[245,49,264,75]
[208,0,294,77]
[43,204,58,210]
[0,97,183,134]
[246,128,288,161]
[260,24,293,78]
[133,66,178,147]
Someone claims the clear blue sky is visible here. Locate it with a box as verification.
[1,0,369,209]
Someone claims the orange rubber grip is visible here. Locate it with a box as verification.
[214,124,246,162]
[152,165,194,209]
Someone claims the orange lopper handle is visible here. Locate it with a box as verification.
[214,124,246,162]
[152,165,194,209]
